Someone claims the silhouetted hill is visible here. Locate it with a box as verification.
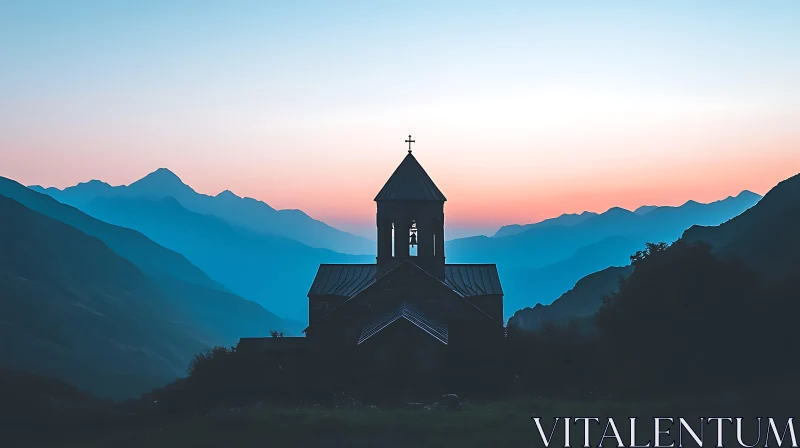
[500,236,643,316]
[447,191,761,319]
[1,176,220,290]
[0,193,295,399]
[682,173,800,279]
[82,195,371,321]
[0,194,209,399]
[0,367,109,429]
[33,168,375,255]
[508,266,632,331]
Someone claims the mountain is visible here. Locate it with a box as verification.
[81,195,372,321]
[682,173,800,279]
[447,191,761,319]
[32,168,375,255]
[507,266,632,331]
[0,194,210,399]
[1,176,220,290]
[491,192,760,242]
[634,205,658,215]
[0,193,294,399]
[507,174,799,332]
[499,235,643,315]
[494,211,598,237]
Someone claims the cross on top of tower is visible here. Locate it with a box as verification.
[405,135,415,153]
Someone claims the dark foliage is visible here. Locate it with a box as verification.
[595,241,767,395]
[507,239,800,400]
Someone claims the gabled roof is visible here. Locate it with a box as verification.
[304,260,503,334]
[374,153,447,201]
[444,264,504,296]
[308,264,376,297]
[358,301,448,345]
[307,262,502,299]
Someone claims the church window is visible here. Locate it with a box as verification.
[409,221,418,256]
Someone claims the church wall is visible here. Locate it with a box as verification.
[464,294,504,323]
[308,295,349,326]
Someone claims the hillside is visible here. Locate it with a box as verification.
[31,168,375,255]
[682,173,800,279]
[0,194,208,399]
[3,176,292,329]
[510,173,800,332]
[447,191,761,319]
[0,176,220,290]
[81,195,371,321]
[508,265,632,331]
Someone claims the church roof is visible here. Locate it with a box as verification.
[358,301,448,345]
[374,153,447,202]
[444,264,504,296]
[307,264,377,297]
[307,263,502,299]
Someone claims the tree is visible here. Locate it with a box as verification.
[595,240,761,395]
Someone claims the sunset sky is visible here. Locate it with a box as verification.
[2,1,799,238]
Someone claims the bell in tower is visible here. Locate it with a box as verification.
[374,136,446,278]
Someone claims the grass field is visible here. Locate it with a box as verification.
[10,391,792,448]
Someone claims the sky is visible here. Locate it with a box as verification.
[2,1,799,239]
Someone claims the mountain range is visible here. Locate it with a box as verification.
[0,180,297,398]
[31,168,375,255]
[447,190,762,318]
[507,266,632,331]
[683,172,800,280]
[29,169,763,323]
[0,193,206,399]
[5,164,796,401]
[508,173,800,331]
[80,195,371,321]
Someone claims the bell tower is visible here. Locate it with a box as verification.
[375,136,446,278]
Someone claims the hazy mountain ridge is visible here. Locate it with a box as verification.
[81,195,372,321]
[2,176,220,291]
[682,173,800,279]
[494,211,598,237]
[448,190,762,319]
[32,168,375,255]
[506,174,798,331]
[508,265,633,331]
[492,192,760,241]
[0,192,294,399]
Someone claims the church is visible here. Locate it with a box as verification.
[239,137,504,387]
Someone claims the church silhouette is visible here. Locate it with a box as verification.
[239,137,504,388]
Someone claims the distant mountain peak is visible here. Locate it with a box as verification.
[83,179,110,186]
[737,190,761,199]
[129,168,194,195]
[605,206,632,215]
[216,189,240,199]
[146,168,182,182]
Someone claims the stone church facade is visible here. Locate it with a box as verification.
[238,145,504,388]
